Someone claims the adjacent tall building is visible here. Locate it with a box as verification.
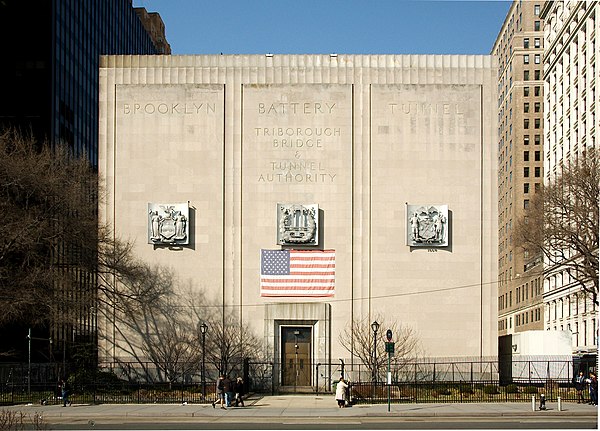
[0,0,168,165]
[0,0,169,364]
[493,1,546,340]
[540,1,598,358]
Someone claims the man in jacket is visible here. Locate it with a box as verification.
[223,375,234,407]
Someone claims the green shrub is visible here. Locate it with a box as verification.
[523,386,538,394]
[504,384,519,394]
[483,385,500,395]
[459,384,474,394]
[437,386,452,395]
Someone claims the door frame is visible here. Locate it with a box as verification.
[266,304,331,390]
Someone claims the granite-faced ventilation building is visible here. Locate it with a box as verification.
[99,55,499,382]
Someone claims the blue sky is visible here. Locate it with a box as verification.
[133,0,512,55]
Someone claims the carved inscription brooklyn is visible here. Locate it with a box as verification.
[122,102,217,114]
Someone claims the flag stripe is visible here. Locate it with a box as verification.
[260,249,335,297]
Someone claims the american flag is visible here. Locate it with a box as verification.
[260,249,335,297]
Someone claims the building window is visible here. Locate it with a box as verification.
[524,135,530,145]
[524,86,530,96]
[534,54,541,64]
[524,102,530,113]
[534,134,541,145]
[534,20,541,31]
[524,119,530,129]
[534,38,540,48]
[534,70,541,80]
[524,167,530,177]
[534,102,541,112]
[534,4,540,15]
[524,38,530,48]
[524,54,530,64]
[524,151,530,161]
[534,151,541,161]
[524,70,530,80]
[534,167,541,177]
[524,183,530,193]
[534,118,541,128]
[534,86,540,96]
[524,199,530,209]
[535,183,541,193]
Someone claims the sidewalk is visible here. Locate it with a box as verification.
[5,394,598,420]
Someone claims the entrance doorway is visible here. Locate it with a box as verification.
[281,326,311,387]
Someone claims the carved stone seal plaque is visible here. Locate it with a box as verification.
[406,204,448,247]
[148,203,189,245]
[277,203,318,246]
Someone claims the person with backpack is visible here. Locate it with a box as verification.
[211,375,226,409]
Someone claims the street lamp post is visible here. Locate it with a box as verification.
[199,322,208,401]
[27,328,53,398]
[371,320,380,401]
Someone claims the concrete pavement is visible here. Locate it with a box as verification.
[5,394,598,421]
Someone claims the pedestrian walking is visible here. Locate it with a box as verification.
[212,375,226,409]
[586,372,598,406]
[59,379,71,407]
[234,377,245,407]
[335,377,349,408]
[223,375,234,407]
[575,371,587,403]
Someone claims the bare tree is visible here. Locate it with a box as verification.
[101,276,266,384]
[187,293,265,377]
[102,266,201,385]
[338,314,420,380]
[0,129,99,326]
[514,149,599,305]
[0,128,178,364]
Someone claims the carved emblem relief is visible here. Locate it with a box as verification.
[148,203,190,245]
[406,204,448,247]
[277,203,318,246]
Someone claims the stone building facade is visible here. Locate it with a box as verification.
[493,0,546,338]
[98,55,499,382]
[540,1,598,356]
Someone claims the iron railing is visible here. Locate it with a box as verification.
[348,380,582,404]
[0,357,594,405]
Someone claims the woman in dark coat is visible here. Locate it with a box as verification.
[234,377,245,407]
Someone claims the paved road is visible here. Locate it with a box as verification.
[4,394,597,430]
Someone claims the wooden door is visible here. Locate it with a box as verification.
[281,326,311,386]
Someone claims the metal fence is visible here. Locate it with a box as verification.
[348,380,582,404]
[0,357,595,405]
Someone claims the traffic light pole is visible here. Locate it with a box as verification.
[387,348,392,412]
[384,329,394,413]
